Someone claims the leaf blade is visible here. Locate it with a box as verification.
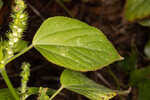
[139,18,150,27]
[125,0,150,21]
[33,16,122,71]
[60,69,117,100]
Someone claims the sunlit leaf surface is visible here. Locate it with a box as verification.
[33,16,122,71]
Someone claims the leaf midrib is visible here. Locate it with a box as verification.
[34,44,106,53]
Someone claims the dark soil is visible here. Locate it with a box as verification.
[0,0,150,100]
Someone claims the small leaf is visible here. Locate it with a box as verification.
[144,40,150,59]
[27,87,55,97]
[0,88,13,100]
[125,0,150,21]
[130,66,150,86]
[32,16,122,71]
[0,0,3,9]
[138,80,150,100]
[0,87,55,100]
[38,87,49,100]
[139,18,150,27]
[118,50,137,73]
[14,40,28,53]
[60,69,117,100]
[0,41,4,61]
[0,46,3,62]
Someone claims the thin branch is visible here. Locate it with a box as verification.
[95,72,112,88]
[26,1,45,21]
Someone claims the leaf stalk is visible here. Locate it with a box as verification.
[49,86,64,100]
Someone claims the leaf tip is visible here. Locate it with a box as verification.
[119,56,124,60]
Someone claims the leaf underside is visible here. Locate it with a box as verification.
[33,16,122,71]
[60,69,117,100]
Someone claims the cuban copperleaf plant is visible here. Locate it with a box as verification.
[0,0,127,100]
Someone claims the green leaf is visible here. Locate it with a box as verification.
[118,50,137,73]
[0,88,13,100]
[144,40,150,59]
[0,41,4,62]
[0,46,3,62]
[125,0,150,21]
[130,66,150,86]
[139,18,150,27]
[0,87,55,100]
[27,87,55,97]
[138,80,150,100]
[0,0,3,9]
[38,87,50,100]
[32,16,122,71]
[60,69,117,100]
[14,40,28,53]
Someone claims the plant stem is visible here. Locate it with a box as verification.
[0,68,19,100]
[107,68,123,89]
[6,44,33,65]
[49,86,64,100]
[56,0,74,17]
